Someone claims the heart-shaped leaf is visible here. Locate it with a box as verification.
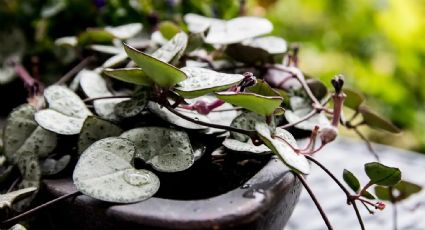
[124,43,187,88]
[183,13,224,33]
[41,155,71,176]
[255,123,310,174]
[35,86,92,135]
[104,68,153,86]
[79,69,112,98]
[148,102,210,130]
[101,53,128,68]
[3,104,57,162]
[121,127,194,172]
[78,116,122,154]
[223,138,271,155]
[158,21,181,40]
[225,36,287,64]
[73,137,160,203]
[93,98,128,122]
[175,67,244,98]
[343,169,360,192]
[343,88,365,110]
[205,17,273,45]
[359,107,400,133]
[365,162,401,186]
[0,187,37,210]
[216,92,283,116]
[375,180,422,202]
[104,23,143,40]
[152,32,188,64]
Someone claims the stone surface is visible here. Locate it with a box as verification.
[287,138,425,230]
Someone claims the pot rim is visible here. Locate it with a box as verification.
[43,156,298,229]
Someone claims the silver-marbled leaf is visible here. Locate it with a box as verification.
[255,123,310,174]
[0,187,37,210]
[78,116,123,154]
[41,155,71,176]
[151,31,188,64]
[175,67,244,98]
[73,137,160,203]
[120,127,194,172]
[223,138,271,155]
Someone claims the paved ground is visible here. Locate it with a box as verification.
[286,138,425,230]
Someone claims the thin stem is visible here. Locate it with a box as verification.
[352,127,380,161]
[360,200,375,214]
[389,187,398,230]
[163,103,257,137]
[305,155,365,230]
[292,171,333,230]
[83,95,131,103]
[55,56,96,85]
[0,191,81,228]
[358,181,373,197]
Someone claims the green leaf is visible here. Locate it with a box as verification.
[41,155,71,176]
[78,29,114,46]
[175,67,244,98]
[78,116,123,154]
[124,43,187,88]
[361,190,376,200]
[120,127,195,172]
[104,23,143,40]
[364,162,401,186]
[359,107,401,133]
[343,169,360,192]
[73,137,160,203]
[394,180,422,200]
[216,92,283,116]
[152,32,188,64]
[255,123,310,174]
[104,68,153,86]
[148,102,210,130]
[0,187,37,210]
[205,16,273,45]
[3,104,57,162]
[343,88,364,110]
[114,90,149,118]
[247,79,281,97]
[375,180,422,202]
[158,21,181,40]
[35,86,92,135]
[374,186,391,201]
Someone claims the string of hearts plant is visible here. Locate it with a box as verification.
[0,14,422,230]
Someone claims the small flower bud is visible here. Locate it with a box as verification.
[375,201,386,210]
[319,125,338,144]
[194,100,210,115]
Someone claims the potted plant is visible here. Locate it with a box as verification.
[0,12,421,230]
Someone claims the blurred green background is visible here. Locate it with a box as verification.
[1,0,424,151]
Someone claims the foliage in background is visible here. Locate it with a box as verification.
[249,0,425,151]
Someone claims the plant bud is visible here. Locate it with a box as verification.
[194,100,210,115]
[375,201,386,210]
[319,125,338,144]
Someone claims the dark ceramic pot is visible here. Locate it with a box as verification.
[40,157,301,230]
